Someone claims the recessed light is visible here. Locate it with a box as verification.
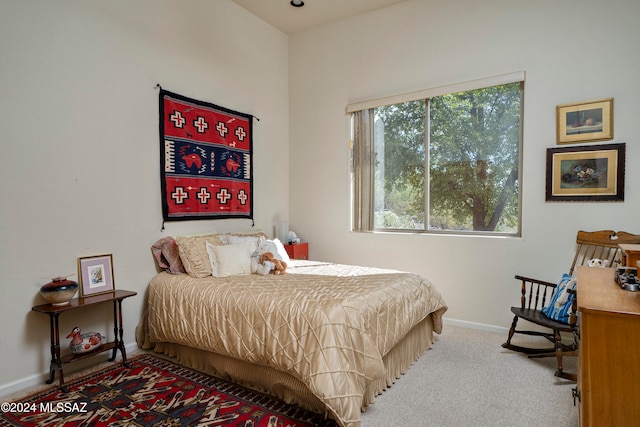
[290,0,304,7]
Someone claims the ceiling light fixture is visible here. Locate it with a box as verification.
[290,0,304,7]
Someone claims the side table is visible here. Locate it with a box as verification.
[284,242,309,260]
[32,289,137,391]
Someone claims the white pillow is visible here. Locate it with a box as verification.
[272,238,291,263]
[219,234,262,250]
[205,241,254,277]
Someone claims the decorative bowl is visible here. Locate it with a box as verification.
[40,277,79,305]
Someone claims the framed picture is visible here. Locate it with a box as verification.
[556,98,613,144]
[546,143,625,202]
[78,254,115,297]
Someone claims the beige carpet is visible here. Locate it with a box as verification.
[361,324,578,427]
[3,325,577,427]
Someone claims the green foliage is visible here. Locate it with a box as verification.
[373,83,521,232]
[374,100,426,221]
[373,179,424,230]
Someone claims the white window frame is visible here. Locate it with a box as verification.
[349,72,525,236]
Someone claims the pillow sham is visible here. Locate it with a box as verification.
[220,234,262,251]
[541,274,576,324]
[176,234,226,278]
[176,231,269,278]
[205,241,254,277]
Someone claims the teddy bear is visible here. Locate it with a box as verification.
[260,252,287,275]
[251,254,272,275]
[251,238,288,275]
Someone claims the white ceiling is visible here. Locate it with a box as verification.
[232,0,406,34]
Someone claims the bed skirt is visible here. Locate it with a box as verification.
[137,313,435,424]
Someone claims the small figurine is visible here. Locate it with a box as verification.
[587,258,610,268]
[66,326,103,354]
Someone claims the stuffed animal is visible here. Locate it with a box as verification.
[588,258,610,268]
[260,252,287,275]
[251,255,272,275]
[251,238,288,275]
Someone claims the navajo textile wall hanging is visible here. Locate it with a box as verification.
[159,88,253,222]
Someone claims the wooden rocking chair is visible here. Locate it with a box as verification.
[502,230,640,381]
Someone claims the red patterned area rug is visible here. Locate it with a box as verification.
[0,354,338,426]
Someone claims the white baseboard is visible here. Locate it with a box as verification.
[0,342,139,399]
[443,317,508,334]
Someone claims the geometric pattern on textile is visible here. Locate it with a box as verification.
[160,88,253,222]
[0,354,337,427]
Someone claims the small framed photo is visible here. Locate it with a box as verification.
[556,98,613,144]
[545,143,625,202]
[78,254,115,297]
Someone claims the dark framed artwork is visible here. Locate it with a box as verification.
[78,254,115,297]
[545,143,625,202]
[556,98,613,144]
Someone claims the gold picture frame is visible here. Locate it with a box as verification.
[545,143,625,202]
[556,98,613,144]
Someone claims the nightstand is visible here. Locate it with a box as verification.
[284,242,308,260]
[32,290,136,391]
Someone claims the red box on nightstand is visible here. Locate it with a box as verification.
[284,242,308,260]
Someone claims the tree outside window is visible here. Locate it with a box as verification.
[358,81,522,235]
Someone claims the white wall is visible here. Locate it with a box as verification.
[0,1,289,392]
[2,0,638,397]
[288,0,640,328]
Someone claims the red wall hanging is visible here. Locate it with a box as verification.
[159,88,254,224]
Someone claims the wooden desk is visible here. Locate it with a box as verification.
[32,290,137,391]
[576,267,640,426]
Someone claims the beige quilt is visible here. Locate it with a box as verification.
[144,261,447,427]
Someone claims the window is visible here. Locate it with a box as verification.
[350,73,523,236]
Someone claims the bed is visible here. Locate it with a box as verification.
[137,233,447,427]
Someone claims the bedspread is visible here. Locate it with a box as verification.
[144,261,447,427]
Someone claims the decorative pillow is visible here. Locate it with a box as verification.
[255,238,290,262]
[223,231,269,241]
[272,238,291,263]
[541,274,576,324]
[220,234,262,251]
[176,234,226,278]
[151,237,185,274]
[205,241,254,277]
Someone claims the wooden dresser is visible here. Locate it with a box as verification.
[619,243,640,268]
[576,266,640,426]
